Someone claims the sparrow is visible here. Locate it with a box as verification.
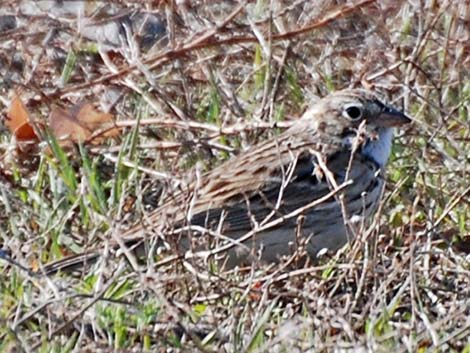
[43,88,410,274]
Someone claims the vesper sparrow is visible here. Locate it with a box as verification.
[44,89,410,273]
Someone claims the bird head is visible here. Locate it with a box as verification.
[318,89,411,129]
[305,89,411,167]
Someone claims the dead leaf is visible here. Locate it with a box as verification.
[6,93,38,141]
[49,101,119,146]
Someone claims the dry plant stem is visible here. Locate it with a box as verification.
[432,184,470,229]
[347,240,370,315]
[100,152,176,181]
[49,3,246,98]
[259,149,299,228]
[15,293,133,329]
[240,263,356,287]
[115,118,294,135]
[248,11,273,120]
[145,276,218,353]
[29,265,127,351]
[99,49,167,118]
[47,0,377,100]
[268,45,290,120]
[395,308,470,353]
[403,3,449,108]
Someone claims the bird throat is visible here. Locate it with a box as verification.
[361,127,393,168]
[340,127,393,168]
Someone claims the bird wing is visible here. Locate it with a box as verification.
[132,124,336,235]
[174,150,381,237]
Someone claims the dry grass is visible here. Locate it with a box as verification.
[1,1,470,352]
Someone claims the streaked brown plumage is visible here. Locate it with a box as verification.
[43,89,410,274]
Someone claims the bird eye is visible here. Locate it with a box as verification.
[343,104,363,120]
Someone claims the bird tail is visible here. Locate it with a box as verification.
[40,236,162,275]
[41,251,101,275]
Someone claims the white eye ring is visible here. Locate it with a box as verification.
[342,103,364,120]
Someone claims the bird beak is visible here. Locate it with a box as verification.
[373,105,411,127]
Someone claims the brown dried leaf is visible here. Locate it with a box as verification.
[49,102,119,145]
[6,93,38,141]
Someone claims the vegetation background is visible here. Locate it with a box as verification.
[0,0,469,352]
